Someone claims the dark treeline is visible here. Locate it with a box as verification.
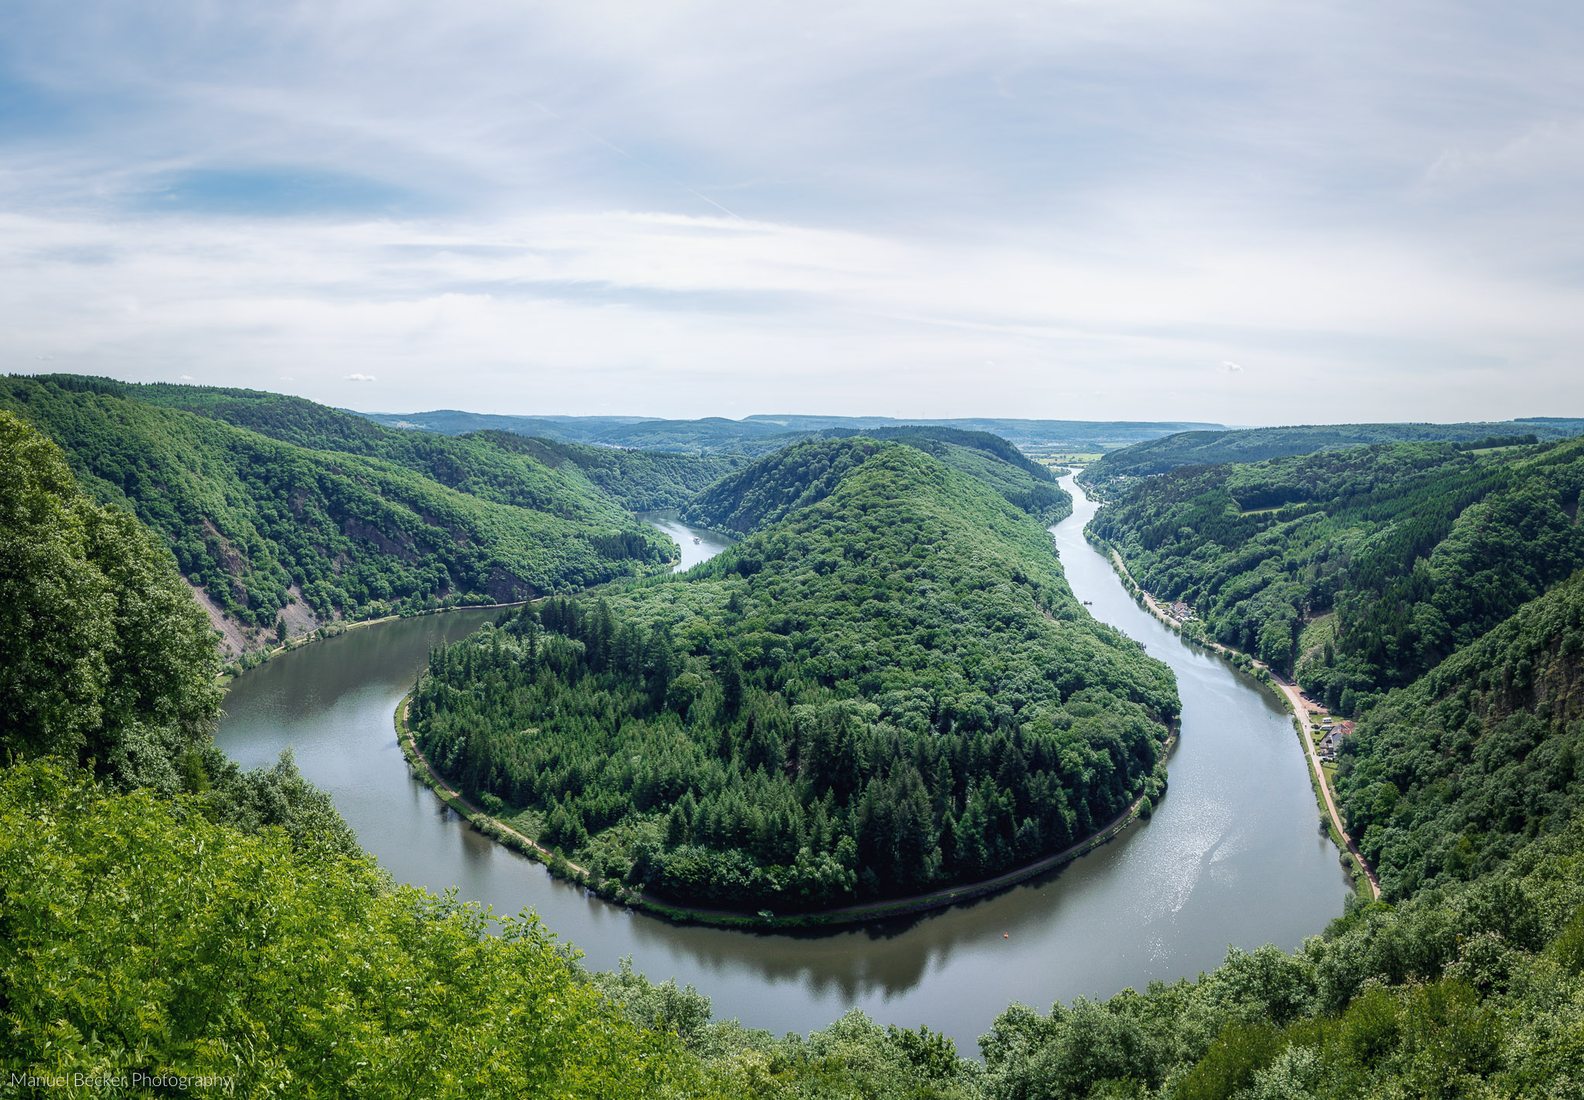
[413,440,1174,910]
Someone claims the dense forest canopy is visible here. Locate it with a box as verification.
[0,375,707,653]
[681,428,1071,537]
[1337,569,1584,899]
[92,377,744,512]
[1080,420,1584,494]
[412,440,1175,910]
[1090,438,1584,712]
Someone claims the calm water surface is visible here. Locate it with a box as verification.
[216,481,1350,1052]
[637,509,734,572]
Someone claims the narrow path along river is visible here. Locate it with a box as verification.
[215,474,1350,1052]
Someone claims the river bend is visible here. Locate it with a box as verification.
[216,475,1350,1051]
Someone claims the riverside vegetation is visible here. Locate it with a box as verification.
[0,375,735,657]
[8,399,1584,1096]
[410,438,1177,911]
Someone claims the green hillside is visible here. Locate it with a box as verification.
[683,431,1068,538]
[1080,420,1584,495]
[411,440,1175,912]
[1089,438,1584,710]
[101,378,743,512]
[1338,569,1584,899]
[0,376,683,654]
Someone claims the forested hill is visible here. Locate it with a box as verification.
[411,441,1176,912]
[0,375,684,656]
[47,375,743,512]
[0,404,879,1097]
[1090,437,1584,712]
[1338,569,1584,899]
[683,431,1069,538]
[1080,419,1584,494]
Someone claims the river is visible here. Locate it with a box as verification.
[215,475,1350,1052]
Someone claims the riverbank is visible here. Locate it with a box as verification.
[1091,534,1380,900]
[395,691,1177,931]
[214,601,528,684]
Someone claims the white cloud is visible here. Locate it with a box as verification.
[0,2,1581,421]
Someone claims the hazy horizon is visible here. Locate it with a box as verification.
[4,3,1581,422]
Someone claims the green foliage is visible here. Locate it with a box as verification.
[0,410,220,789]
[1091,438,1584,693]
[413,441,1175,909]
[1,376,679,649]
[686,433,1070,538]
[197,747,363,860]
[682,436,895,535]
[0,760,699,1099]
[471,430,744,511]
[1336,569,1584,898]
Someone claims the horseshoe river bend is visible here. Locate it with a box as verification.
[215,477,1351,1052]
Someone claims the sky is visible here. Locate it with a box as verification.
[1,1,1581,423]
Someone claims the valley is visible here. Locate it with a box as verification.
[7,383,1584,1095]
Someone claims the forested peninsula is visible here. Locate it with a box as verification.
[410,438,1177,912]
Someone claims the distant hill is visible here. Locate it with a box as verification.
[684,428,1070,537]
[100,379,742,512]
[0,376,713,656]
[358,409,1222,454]
[1081,420,1584,493]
